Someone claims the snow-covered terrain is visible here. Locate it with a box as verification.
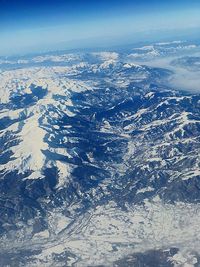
[0,41,200,266]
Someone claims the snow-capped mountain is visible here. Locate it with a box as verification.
[0,41,200,266]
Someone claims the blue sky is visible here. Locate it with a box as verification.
[0,0,200,55]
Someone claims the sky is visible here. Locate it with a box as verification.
[0,0,200,56]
